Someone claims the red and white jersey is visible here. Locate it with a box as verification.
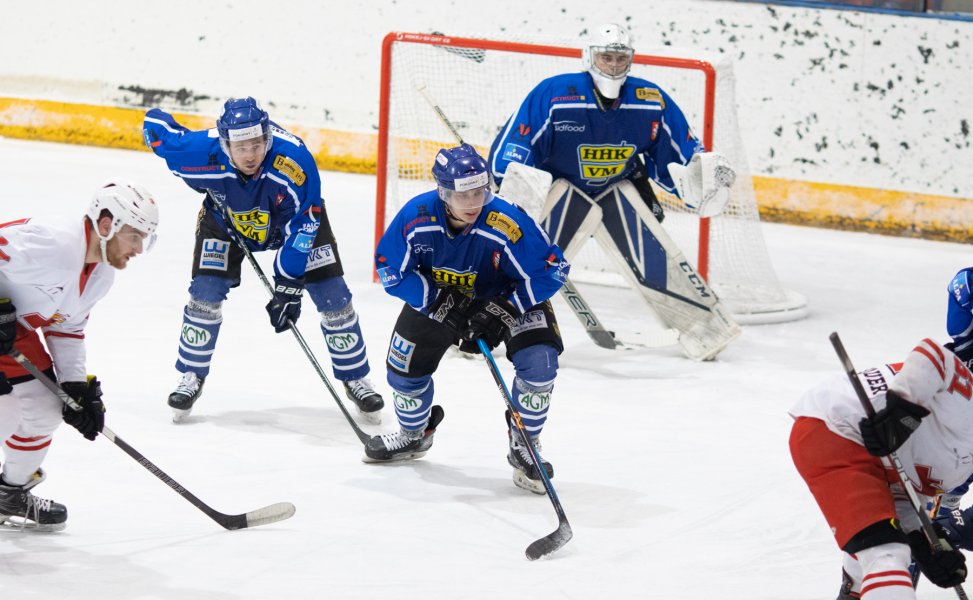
[791,338,973,500]
[0,217,114,382]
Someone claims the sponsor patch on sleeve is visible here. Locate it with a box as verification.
[485,211,523,243]
[635,87,665,107]
[200,238,231,271]
[294,232,315,252]
[272,155,307,186]
[501,143,530,164]
[377,266,400,288]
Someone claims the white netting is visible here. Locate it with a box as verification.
[378,32,806,323]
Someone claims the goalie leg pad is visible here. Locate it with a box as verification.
[591,180,740,360]
[386,372,434,432]
[540,180,603,261]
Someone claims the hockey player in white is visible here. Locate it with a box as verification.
[0,181,159,530]
[790,332,973,598]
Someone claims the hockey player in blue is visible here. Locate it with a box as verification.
[142,97,383,423]
[368,144,569,493]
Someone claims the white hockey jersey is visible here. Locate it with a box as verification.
[791,338,973,511]
[0,217,115,382]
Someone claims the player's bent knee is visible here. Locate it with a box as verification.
[387,371,431,396]
[306,276,352,312]
[511,344,559,388]
[843,520,908,555]
[188,274,234,303]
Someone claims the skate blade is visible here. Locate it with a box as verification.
[0,516,66,532]
[361,449,428,464]
[512,469,546,495]
[171,407,193,423]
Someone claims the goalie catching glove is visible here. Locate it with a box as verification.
[60,376,106,441]
[667,152,736,218]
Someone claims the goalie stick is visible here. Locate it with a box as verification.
[477,338,572,560]
[414,82,618,350]
[10,350,295,530]
[828,332,970,600]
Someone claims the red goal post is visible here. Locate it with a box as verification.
[374,31,806,324]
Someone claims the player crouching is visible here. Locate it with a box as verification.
[367,144,569,493]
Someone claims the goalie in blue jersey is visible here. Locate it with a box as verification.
[370,144,569,494]
[487,23,741,361]
[142,98,383,423]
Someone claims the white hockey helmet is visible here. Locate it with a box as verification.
[581,23,635,99]
[86,180,160,259]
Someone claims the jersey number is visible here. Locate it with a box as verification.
[948,355,973,400]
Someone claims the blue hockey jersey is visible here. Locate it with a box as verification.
[375,191,569,314]
[142,108,322,280]
[488,72,703,198]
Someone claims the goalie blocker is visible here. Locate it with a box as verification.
[504,162,739,360]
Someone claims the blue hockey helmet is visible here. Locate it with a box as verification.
[216,97,272,163]
[947,267,973,368]
[431,144,493,212]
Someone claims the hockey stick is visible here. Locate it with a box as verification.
[414,82,619,350]
[229,221,372,445]
[10,350,295,530]
[829,332,970,600]
[476,338,572,560]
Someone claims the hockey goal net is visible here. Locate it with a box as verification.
[375,31,806,324]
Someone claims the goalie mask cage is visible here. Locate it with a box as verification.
[375,32,806,324]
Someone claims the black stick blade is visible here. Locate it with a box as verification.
[219,502,296,530]
[525,521,573,560]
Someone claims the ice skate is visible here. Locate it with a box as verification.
[362,405,443,463]
[343,378,384,424]
[506,412,554,495]
[168,371,205,422]
[0,469,67,532]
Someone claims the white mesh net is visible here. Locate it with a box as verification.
[378,32,806,323]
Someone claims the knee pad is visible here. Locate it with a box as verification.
[387,372,431,397]
[512,344,559,391]
[306,276,353,313]
[188,275,234,304]
[854,542,915,595]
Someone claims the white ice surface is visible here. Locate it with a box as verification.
[0,138,969,599]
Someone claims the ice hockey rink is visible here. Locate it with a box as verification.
[0,137,968,599]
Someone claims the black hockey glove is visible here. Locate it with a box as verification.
[463,297,520,349]
[858,390,929,456]
[0,298,16,355]
[60,376,106,442]
[628,161,664,223]
[266,277,304,333]
[935,506,973,552]
[426,287,472,335]
[908,527,968,588]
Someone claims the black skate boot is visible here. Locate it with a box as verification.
[168,371,205,423]
[362,405,443,463]
[506,410,553,495]
[0,469,67,531]
[343,378,385,424]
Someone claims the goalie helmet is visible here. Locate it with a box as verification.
[87,180,160,258]
[581,23,634,99]
[431,144,494,210]
[216,97,272,161]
